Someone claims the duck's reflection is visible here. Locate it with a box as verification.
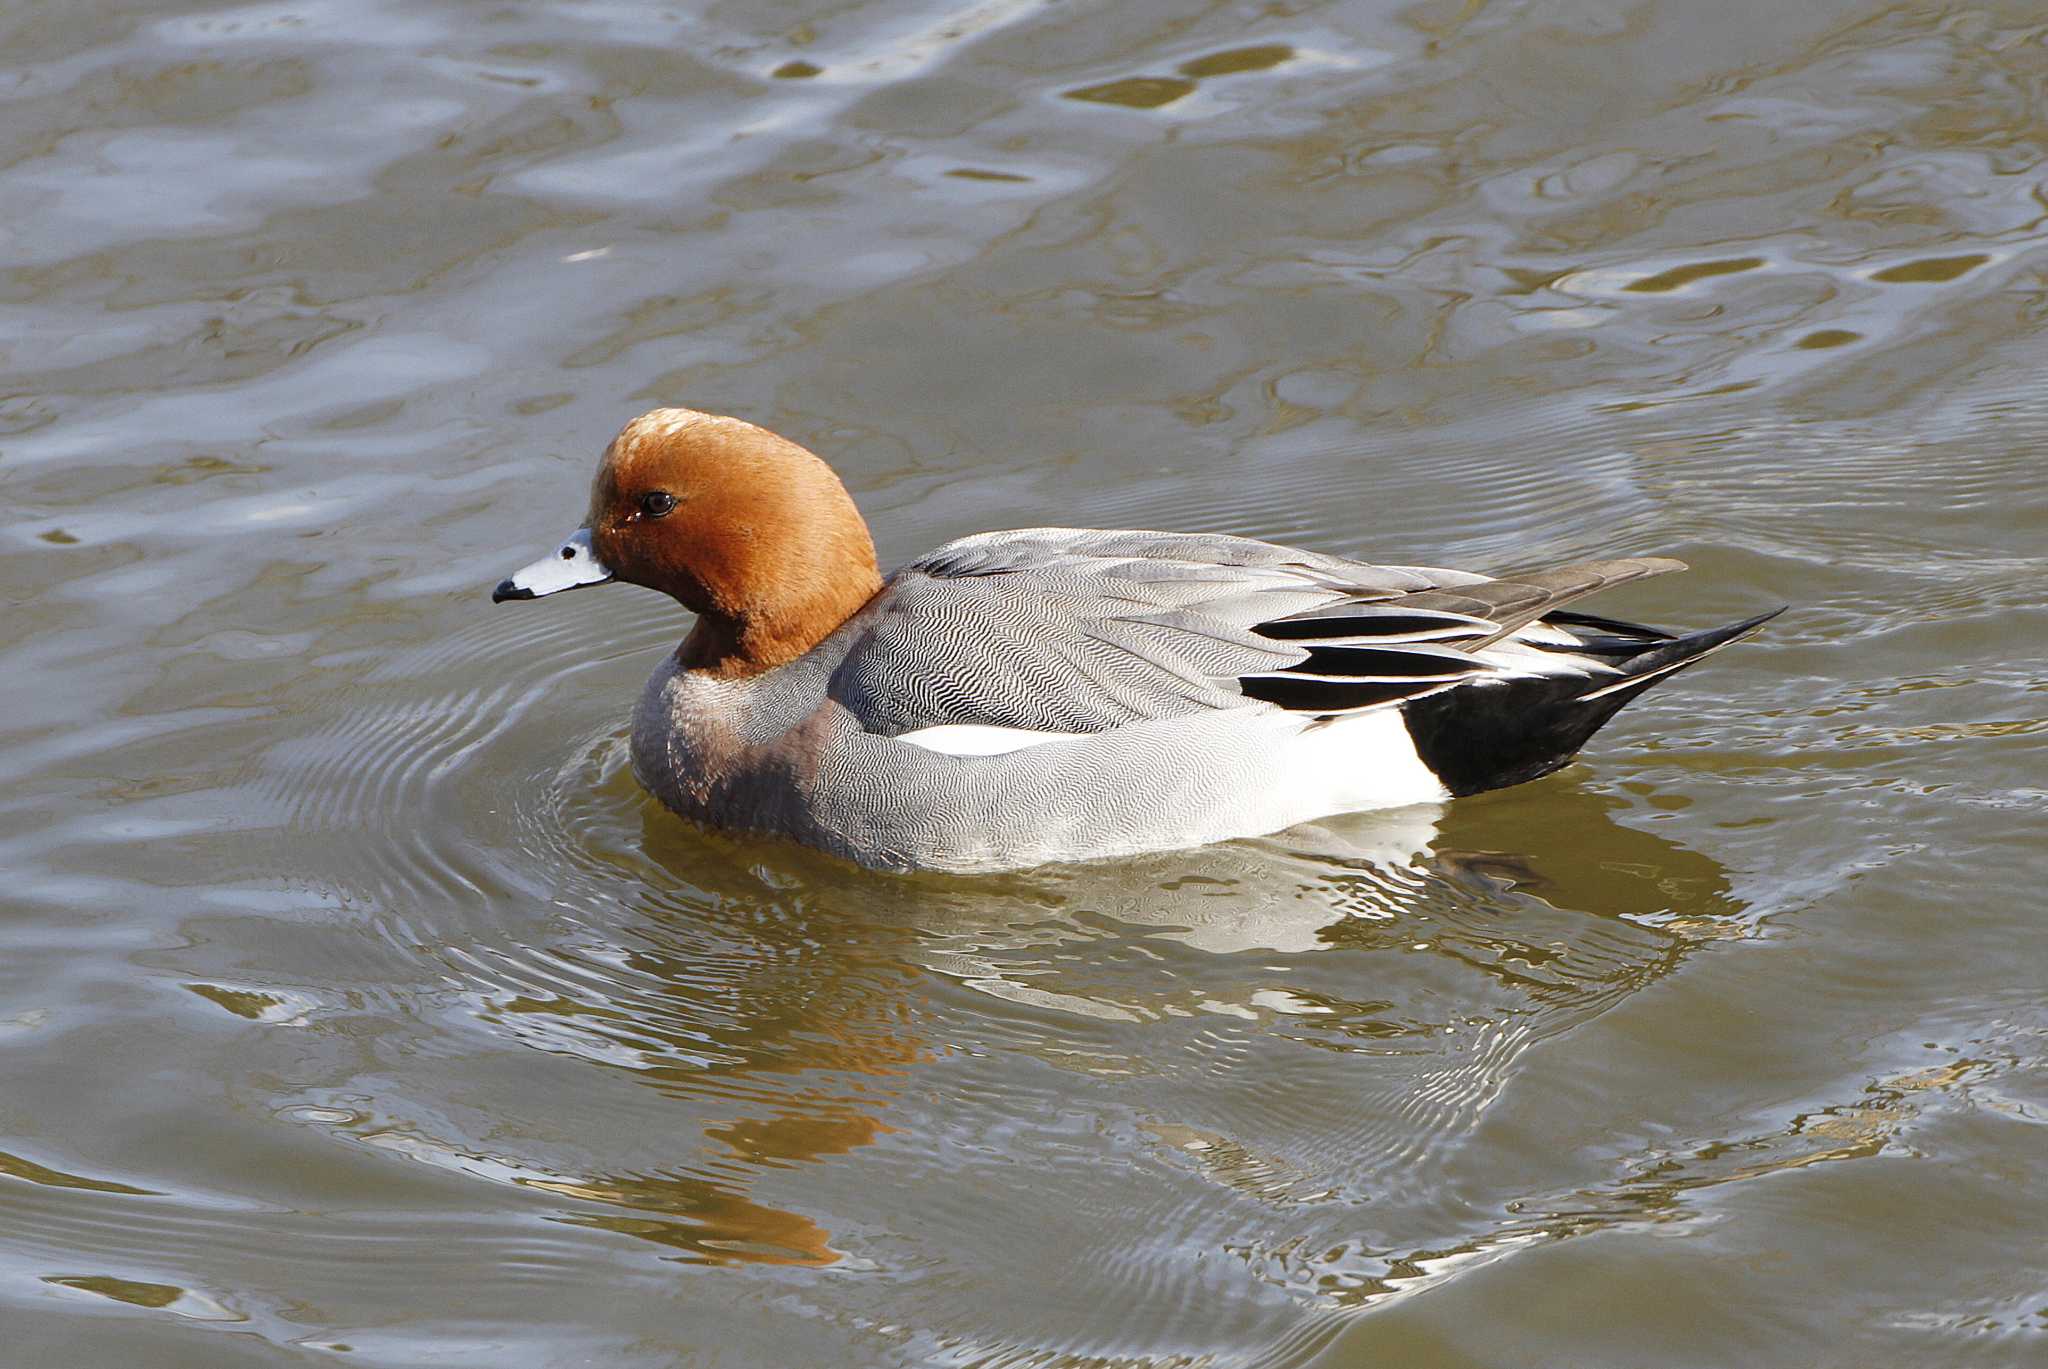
[485,773,1750,1272]
[537,1167,848,1268]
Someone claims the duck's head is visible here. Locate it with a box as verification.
[494,407,882,675]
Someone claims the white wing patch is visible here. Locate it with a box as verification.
[896,724,1078,756]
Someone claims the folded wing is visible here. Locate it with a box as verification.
[828,527,1685,735]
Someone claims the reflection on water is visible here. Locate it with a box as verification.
[266,690,1764,1317]
[4,0,2047,1364]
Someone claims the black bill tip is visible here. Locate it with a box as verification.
[491,579,533,603]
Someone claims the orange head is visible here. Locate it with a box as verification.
[495,408,882,675]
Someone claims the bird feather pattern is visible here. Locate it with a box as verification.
[827,529,1678,734]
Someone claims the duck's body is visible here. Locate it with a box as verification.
[496,410,1778,873]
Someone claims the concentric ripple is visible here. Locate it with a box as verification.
[196,535,1802,1358]
[8,0,2048,1363]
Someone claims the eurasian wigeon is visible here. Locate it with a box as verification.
[494,408,1780,872]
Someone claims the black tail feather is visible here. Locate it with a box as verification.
[1401,606,1784,797]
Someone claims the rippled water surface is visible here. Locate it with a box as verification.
[4,1,2046,1364]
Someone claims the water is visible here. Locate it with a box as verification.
[3,1,2044,1364]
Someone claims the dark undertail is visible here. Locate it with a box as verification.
[1401,607,1785,797]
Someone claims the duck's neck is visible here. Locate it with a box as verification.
[677,564,883,678]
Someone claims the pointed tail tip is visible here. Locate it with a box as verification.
[1730,603,1790,638]
[1578,602,1787,700]
[1673,602,1789,659]
[1648,602,1788,670]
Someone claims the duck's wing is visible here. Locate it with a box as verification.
[829,527,1685,737]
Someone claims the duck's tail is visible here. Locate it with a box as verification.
[1400,606,1785,797]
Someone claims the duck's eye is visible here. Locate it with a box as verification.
[639,491,677,519]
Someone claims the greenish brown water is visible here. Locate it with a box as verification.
[3,1,2045,1364]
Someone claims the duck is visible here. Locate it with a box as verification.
[493,408,1780,873]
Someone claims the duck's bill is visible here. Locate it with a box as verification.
[492,527,614,602]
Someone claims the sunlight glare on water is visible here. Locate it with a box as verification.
[1,1,2045,1365]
